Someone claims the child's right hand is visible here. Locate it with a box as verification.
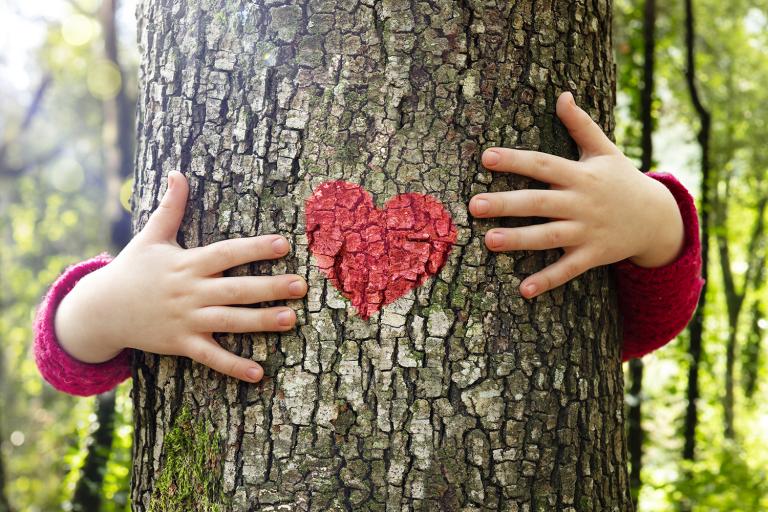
[54,171,307,383]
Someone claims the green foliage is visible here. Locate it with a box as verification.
[149,406,227,512]
[616,0,768,510]
[670,445,768,511]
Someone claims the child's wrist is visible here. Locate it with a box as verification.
[628,179,685,268]
[54,268,125,364]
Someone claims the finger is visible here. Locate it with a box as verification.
[142,171,189,242]
[481,147,580,186]
[200,275,308,306]
[470,190,578,219]
[556,92,619,157]
[485,222,583,252]
[185,336,265,383]
[519,250,592,299]
[193,306,296,333]
[188,235,291,275]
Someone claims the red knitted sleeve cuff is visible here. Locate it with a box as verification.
[33,254,132,396]
[614,172,705,361]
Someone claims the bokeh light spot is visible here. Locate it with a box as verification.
[87,59,122,100]
[46,157,85,193]
[61,14,97,47]
[10,431,25,447]
[120,178,133,212]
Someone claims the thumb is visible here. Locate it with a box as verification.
[142,171,189,242]
[556,92,619,158]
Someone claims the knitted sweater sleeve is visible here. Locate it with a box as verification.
[33,254,132,396]
[614,172,705,361]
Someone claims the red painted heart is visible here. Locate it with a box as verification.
[305,181,458,319]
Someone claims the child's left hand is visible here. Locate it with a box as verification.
[469,92,685,299]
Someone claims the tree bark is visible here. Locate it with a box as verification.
[130,1,630,510]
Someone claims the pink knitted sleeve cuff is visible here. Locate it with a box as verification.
[33,254,132,396]
[614,172,705,361]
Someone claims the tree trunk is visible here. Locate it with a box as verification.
[100,0,136,247]
[0,444,11,512]
[130,1,630,510]
[627,0,656,506]
[72,391,118,512]
[742,300,764,399]
[682,0,711,464]
[0,416,12,512]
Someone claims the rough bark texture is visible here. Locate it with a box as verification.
[130,1,630,510]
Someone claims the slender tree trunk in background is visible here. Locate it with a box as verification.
[0,444,11,512]
[743,300,765,399]
[683,0,711,464]
[0,359,12,512]
[130,1,631,510]
[627,0,655,506]
[101,0,136,248]
[70,2,137,508]
[0,326,13,512]
[71,391,117,512]
[717,194,767,439]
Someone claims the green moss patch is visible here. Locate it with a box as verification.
[150,405,227,512]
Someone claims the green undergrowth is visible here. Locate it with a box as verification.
[149,405,227,512]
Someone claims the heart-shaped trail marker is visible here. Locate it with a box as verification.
[305,180,458,319]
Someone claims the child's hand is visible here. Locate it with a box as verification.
[469,92,685,299]
[54,171,307,383]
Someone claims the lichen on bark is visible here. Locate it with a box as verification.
[131,0,631,510]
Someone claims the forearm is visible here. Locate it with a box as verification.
[55,267,125,364]
[33,254,132,396]
[628,174,686,268]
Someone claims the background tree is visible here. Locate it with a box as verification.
[625,0,656,506]
[682,0,711,465]
[130,0,630,509]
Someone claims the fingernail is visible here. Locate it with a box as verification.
[484,149,500,166]
[166,174,175,193]
[289,280,305,296]
[473,198,490,215]
[246,367,261,382]
[487,231,503,249]
[523,282,538,297]
[567,92,576,106]
[272,237,289,254]
[277,310,294,326]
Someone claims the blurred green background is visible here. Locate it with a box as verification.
[0,0,766,510]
